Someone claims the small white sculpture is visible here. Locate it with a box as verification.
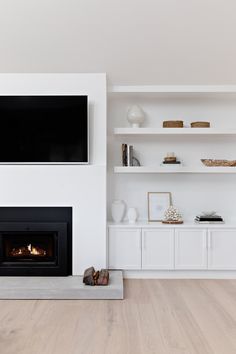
[127,207,138,224]
[127,105,145,128]
[162,205,183,224]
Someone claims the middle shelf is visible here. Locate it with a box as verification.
[114,166,236,174]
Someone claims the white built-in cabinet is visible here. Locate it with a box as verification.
[108,228,141,269]
[208,229,236,270]
[142,229,174,269]
[108,226,236,271]
[175,229,207,269]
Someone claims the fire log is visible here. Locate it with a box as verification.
[93,270,100,285]
[83,267,95,286]
[97,269,109,286]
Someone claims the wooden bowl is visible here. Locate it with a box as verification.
[163,120,183,128]
[191,121,210,128]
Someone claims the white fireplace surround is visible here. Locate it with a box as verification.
[0,73,107,275]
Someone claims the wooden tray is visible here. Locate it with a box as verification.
[201,159,236,167]
[162,220,184,224]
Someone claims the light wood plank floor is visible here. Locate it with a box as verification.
[1,279,236,354]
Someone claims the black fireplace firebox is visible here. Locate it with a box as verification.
[0,207,72,276]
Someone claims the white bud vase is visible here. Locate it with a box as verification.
[127,207,138,224]
[111,200,126,223]
[127,105,145,128]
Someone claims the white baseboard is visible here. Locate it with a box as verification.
[124,270,236,279]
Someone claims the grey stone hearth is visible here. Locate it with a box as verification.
[0,271,123,300]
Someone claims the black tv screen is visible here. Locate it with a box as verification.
[0,96,88,163]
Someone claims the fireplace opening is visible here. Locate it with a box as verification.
[0,207,72,276]
[3,232,55,262]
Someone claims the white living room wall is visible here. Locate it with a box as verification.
[0,0,236,85]
[0,73,107,275]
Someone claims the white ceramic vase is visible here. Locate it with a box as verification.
[127,105,145,128]
[127,207,138,224]
[111,200,126,223]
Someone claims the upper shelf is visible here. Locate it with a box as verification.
[114,128,236,135]
[108,85,236,94]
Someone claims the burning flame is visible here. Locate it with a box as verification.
[10,244,47,257]
[27,244,46,256]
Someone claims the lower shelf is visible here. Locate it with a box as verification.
[108,221,235,228]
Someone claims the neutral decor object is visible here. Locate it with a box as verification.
[127,207,138,224]
[201,159,236,167]
[132,157,141,166]
[163,120,183,128]
[127,105,145,128]
[148,192,172,222]
[162,152,181,164]
[201,211,217,216]
[161,152,182,169]
[191,121,210,128]
[162,205,183,224]
[111,200,126,223]
[164,152,176,163]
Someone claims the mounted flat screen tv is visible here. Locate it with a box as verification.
[0,96,88,164]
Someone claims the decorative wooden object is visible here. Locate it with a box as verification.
[191,121,210,128]
[164,157,177,163]
[163,120,183,128]
[201,159,236,167]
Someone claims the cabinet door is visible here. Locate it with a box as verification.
[142,229,174,269]
[175,229,207,269]
[208,229,236,270]
[108,228,141,270]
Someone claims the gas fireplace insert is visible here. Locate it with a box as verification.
[0,207,72,276]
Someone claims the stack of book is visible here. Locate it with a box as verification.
[194,214,224,224]
[122,144,140,166]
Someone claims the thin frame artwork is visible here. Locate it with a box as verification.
[148,192,172,222]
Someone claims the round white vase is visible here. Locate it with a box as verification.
[127,207,138,224]
[111,200,126,223]
[127,105,145,128]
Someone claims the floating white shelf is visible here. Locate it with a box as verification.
[114,166,236,174]
[114,128,236,135]
[108,221,236,229]
[108,85,236,94]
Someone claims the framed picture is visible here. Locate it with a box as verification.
[148,192,172,222]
